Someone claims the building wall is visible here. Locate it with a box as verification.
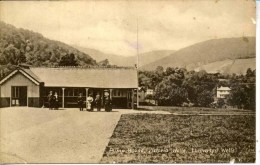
[0,72,40,107]
[217,90,230,98]
[112,89,128,108]
[39,87,136,109]
[146,89,154,95]
[138,90,146,102]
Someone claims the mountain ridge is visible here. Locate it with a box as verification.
[140,37,256,74]
[74,45,175,67]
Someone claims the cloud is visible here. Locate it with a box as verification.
[0,0,256,56]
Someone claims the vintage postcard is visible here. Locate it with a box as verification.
[0,0,256,163]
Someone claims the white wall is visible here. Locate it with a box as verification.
[0,72,39,97]
[217,90,230,98]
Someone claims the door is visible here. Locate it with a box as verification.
[11,86,27,106]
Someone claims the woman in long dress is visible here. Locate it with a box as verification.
[87,94,93,111]
[54,92,59,110]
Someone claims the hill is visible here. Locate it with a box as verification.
[0,21,97,77]
[72,45,136,67]
[141,37,256,74]
[75,45,174,67]
[194,58,256,75]
[138,50,175,67]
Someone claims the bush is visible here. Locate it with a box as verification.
[217,98,225,108]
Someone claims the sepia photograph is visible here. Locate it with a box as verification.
[0,0,257,163]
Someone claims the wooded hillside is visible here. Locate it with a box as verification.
[0,21,97,78]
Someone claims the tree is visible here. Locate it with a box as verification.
[227,85,247,109]
[217,98,225,108]
[155,79,188,106]
[155,66,164,74]
[246,68,254,77]
[3,44,25,65]
[197,90,214,107]
[50,53,58,63]
[165,67,175,76]
[138,72,153,88]
[169,87,188,106]
[59,53,78,66]
[0,22,97,76]
[227,68,255,110]
[98,59,110,67]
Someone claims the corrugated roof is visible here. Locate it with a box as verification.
[22,68,42,82]
[29,67,138,88]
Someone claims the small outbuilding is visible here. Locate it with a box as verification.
[0,66,138,109]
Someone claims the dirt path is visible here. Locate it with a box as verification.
[0,107,171,163]
[0,108,122,163]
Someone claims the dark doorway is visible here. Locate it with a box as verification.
[11,86,27,106]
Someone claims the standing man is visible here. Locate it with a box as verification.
[104,96,112,112]
[95,93,101,111]
[47,91,53,110]
[77,93,84,111]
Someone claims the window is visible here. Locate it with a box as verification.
[73,88,78,96]
[112,89,126,97]
[45,88,62,96]
[113,90,116,96]
[65,88,85,96]
[220,94,228,98]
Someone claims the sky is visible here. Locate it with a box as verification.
[0,0,256,56]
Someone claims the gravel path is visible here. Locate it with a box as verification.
[0,107,170,163]
[0,108,122,163]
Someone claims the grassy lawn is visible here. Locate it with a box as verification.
[138,106,255,115]
[101,114,255,163]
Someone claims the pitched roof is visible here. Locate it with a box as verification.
[217,86,231,91]
[22,68,42,82]
[28,67,138,88]
[0,68,41,85]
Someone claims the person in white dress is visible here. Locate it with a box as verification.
[87,94,94,111]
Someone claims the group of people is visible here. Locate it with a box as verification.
[47,91,112,111]
[77,93,112,112]
[47,91,59,110]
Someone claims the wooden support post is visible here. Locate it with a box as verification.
[109,89,113,100]
[101,89,104,107]
[136,88,139,109]
[62,88,65,108]
[131,89,134,109]
[26,86,28,107]
[85,88,89,109]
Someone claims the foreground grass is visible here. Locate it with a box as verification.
[101,114,255,163]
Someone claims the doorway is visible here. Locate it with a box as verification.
[127,91,132,109]
[11,86,27,106]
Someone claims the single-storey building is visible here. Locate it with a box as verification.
[0,65,138,109]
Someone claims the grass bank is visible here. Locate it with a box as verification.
[101,114,255,163]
